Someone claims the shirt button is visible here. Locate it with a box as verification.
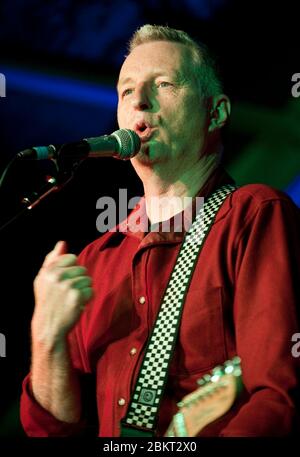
[139,296,146,304]
[118,398,126,406]
[130,347,137,356]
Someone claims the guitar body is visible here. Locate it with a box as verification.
[165,356,242,437]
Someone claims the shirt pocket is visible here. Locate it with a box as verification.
[169,286,227,376]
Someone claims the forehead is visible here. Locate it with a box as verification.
[118,41,191,85]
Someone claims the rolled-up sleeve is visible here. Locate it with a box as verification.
[20,374,86,437]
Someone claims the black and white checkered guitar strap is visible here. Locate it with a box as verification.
[121,184,237,437]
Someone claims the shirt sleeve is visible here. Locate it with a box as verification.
[220,197,300,436]
[20,374,86,437]
[20,247,94,437]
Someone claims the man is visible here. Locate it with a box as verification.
[20,24,300,436]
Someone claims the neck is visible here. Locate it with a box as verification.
[142,153,219,224]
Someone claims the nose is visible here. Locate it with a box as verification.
[132,83,152,111]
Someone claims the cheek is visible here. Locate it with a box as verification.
[117,103,132,128]
[172,109,206,149]
[165,95,199,126]
[117,104,122,127]
[167,106,197,134]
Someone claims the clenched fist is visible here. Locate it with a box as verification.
[32,241,93,345]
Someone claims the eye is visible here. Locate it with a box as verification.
[157,81,173,88]
[122,88,133,97]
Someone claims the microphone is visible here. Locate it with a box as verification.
[17,129,140,161]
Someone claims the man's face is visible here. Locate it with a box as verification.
[117,40,209,170]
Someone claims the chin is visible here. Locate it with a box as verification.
[134,144,167,165]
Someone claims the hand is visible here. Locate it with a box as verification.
[32,241,93,345]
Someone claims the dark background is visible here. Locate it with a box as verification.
[0,0,299,436]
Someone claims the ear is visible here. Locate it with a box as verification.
[208,94,231,133]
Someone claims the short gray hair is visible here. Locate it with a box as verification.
[128,24,223,99]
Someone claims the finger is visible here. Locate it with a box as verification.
[69,276,92,290]
[43,241,68,268]
[54,240,68,255]
[80,287,94,303]
[59,266,88,281]
[55,254,78,268]
[74,287,94,310]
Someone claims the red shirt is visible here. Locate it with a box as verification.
[20,169,300,436]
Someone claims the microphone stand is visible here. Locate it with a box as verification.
[0,160,78,234]
[21,174,73,210]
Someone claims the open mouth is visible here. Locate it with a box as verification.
[134,121,155,142]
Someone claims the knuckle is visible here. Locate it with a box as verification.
[68,287,81,300]
[57,268,70,281]
[81,276,92,286]
[73,276,90,288]
[56,254,77,267]
[83,287,93,301]
[57,266,84,281]
[47,269,61,283]
[59,278,72,291]
[35,267,58,284]
[72,266,87,277]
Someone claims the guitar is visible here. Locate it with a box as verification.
[165,356,242,437]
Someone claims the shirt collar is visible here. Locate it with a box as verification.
[99,166,235,251]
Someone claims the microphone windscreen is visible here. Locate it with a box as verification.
[112,129,140,160]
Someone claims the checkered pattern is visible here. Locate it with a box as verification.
[123,184,236,431]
